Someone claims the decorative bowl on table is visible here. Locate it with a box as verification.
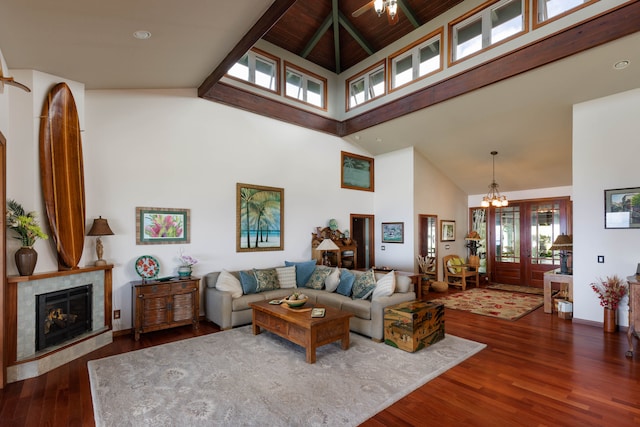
[283,294,308,308]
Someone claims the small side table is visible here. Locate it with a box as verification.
[543,269,573,314]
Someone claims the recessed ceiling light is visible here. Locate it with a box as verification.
[133,30,152,40]
[354,135,361,140]
[376,138,383,143]
[613,60,630,70]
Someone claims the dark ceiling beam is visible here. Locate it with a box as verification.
[332,0,341,73]
[338,11,374,56]
[399,0,421,29]
[301,14,333,58]
[198,0,298,99]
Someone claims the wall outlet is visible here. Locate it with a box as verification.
[597,255,605,263]
[113,309,121,319]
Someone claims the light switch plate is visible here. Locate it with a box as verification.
[597,255,604,263]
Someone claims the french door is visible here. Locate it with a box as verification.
[490,197,571,288]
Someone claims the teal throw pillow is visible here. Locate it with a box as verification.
[352,270,377,300]
[284,260,317,287]
[305,266,331,289]
[336,269,355,296]
[239,270,258,294]
[254,268,280,292]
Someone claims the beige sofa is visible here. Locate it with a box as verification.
[203,267,416,341]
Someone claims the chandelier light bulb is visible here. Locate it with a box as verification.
[482,151,508,208]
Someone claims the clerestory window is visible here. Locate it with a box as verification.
[390,29,443,91]
[450,0,526,64]
[227,48,279,94]
[347,61,386,110]
[534,0,598,27]
[284,62,327,110]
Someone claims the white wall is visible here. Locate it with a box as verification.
[374,147,415,271]
[573,88,640,326]
[415,150,468,280]
[7,83,375,331]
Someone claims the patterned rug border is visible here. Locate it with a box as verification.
[430,288,543,321]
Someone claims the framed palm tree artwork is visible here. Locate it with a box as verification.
[236,183,284,252]
[341,151,374,192]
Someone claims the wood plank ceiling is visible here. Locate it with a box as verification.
[262,0,464,74]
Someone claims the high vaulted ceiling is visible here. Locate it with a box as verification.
[1,1,639,195]
[263,0,463,73]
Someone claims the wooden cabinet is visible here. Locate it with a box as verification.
[132,277,200,341]
[311,227,357,269]
[626,276,639,357]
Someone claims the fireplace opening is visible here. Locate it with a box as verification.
[36,284,92,352]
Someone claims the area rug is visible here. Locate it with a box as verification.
[430,288,543,320]
[486,283,545,295]
[88,326,485,427]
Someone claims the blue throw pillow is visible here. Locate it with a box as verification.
[239,270,258,294]
[284,260,317,287]
[336,269,355,297]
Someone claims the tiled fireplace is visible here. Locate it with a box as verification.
[6,265,113,383]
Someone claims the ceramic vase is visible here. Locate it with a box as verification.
[603,307,617,333]
[178,265,192,278]
[15,246,38,276]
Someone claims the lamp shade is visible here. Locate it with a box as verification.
[87,217,114,236]
[550,234,572,250]
[316,239,339,251]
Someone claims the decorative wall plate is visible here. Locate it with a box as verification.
[135,255,160,279]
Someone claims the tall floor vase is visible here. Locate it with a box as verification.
[603,307,617,333]
[15,246,38,276]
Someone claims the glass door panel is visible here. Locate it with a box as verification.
[496,206,520,263]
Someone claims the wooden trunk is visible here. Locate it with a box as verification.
[384,301,444,352]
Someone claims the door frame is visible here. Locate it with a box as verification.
[350,213,374,269]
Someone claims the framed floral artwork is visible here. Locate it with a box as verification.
[341,151,374,192]
[136,207,190,245]
[237,183,284,252]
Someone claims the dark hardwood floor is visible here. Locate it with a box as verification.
[1,288,638,426]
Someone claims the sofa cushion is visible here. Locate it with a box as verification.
[239,270,258,294]
[215,270,243,298]
[352,269,377,299]
[276,266,297,289]
[316,292,345,309]
[254,268,280,292]
[306,266,331,289]
[447,257,464,274]
[337,269,355,296]
[232,293,266,311]
[341,298,371,320]
[285,260,317,287]
[324,267,341,292]
[372,270,396,299]
[395,274,412,293]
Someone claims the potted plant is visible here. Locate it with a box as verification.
[6,199,48,275]
[590,275,628,332]
[177,250,198,278]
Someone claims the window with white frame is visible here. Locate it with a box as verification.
[347,62,385,110]
[284,62,326,109]
[391,31,442,90]
[451,0,525,62]
[227,48,279,93]
[535,0,596,26]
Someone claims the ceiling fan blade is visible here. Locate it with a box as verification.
[352,1,374,17]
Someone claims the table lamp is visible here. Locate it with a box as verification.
[88,216,114,266]
[316,238,339,266]
[550,234,573,274]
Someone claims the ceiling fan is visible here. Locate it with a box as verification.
[0,67,30,92]
[352,0,400,24]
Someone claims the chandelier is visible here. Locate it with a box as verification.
[374,0,398,19]
[481,151,509,207]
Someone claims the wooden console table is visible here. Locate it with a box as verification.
[543,269,573,314]
[132,276,200,341]
[625,276,639,357]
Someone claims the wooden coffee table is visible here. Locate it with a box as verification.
[249,300,353,363]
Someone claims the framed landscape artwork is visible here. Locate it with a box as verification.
[604,187,640,228]
[382,222,404,243]
[441,220,455,242]
[136,207,190,245]
[341,151,374,192]
[237,183,284,252]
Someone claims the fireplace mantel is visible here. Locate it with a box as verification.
[5,264,113,382]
